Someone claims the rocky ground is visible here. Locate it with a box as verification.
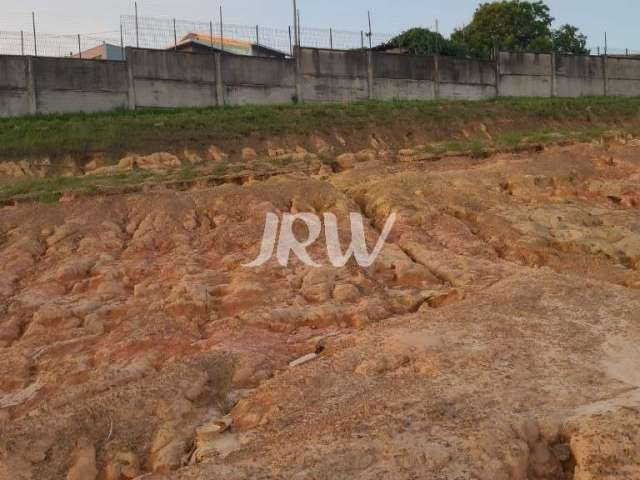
[1,138,640,479]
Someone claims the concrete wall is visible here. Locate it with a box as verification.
[298,48,369,102]
[556,55,605,97]
[0,56,31,117]
[128,48,218,108]
[440,56,496,99]
[221,54,296,105]
[33,57,129,114]
[607,57,640,97]
[371,53,436,100]
[499,52,552,97]
[3,47,640,118]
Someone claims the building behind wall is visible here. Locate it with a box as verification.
[73,43,126,60]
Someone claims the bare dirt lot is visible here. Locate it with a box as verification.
[1,138,640,479]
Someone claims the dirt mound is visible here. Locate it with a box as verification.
[1,142,640,479]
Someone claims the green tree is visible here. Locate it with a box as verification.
[552,24,589,55]
[452,1,554,58]
[379,28,467,57]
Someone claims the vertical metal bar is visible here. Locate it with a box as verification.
[77,34,82,58]
[135,2,140,48]
[361,31,364,50]
[288,26,293,56]
[256,25,260,46]
[120,23,124,60]
[173,18,177,51]
[32,12,37,56]
[367,11,372,49]
[626,48,629,56]
[435,19,439,54]
[604,32,608,56]
[20,30,24,56]
[330,28,333,50]
[219,6,224,52]
[297,9,301,47]
[209,21,214,51]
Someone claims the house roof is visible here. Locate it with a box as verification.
[177,33,253,50]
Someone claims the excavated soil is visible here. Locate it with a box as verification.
[1,141,640,479]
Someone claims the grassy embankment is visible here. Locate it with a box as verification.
[1,97,639,203]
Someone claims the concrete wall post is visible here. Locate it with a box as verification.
[26,56,38,114]
[294,46,302,103]
[433,54,440,99]
[495,51,501,97]
[551,52,557,97]
[603,54,609,97]
[367,50,374,99]
[215,53,225,106]
[125,48,137,110]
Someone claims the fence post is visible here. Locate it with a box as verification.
[20,30,24,56]
[173,19,177,51]
[135,2,140,48]
[77,35,82,58]
[219,6,224,52]
[120,23,125,60]
[361,31,364,49]
[367,50,374,99]
[26,56,37,114]
[367,11,372,49]
[32,12,37,56]
[288,26,293,56]
[256,25,260,46]
[330,28,333,50]
[125,48,137,110]
[215,52,224,106]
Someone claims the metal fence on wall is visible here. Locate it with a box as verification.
[0,30,120,58]
[1,13,639,59]
[0,14,397,59]
[120,15,396,54]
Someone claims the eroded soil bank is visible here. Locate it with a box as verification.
[1,137,640,479]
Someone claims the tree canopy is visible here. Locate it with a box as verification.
[553,24,590,55]
[444,1,590,58]
[377,28,467,57]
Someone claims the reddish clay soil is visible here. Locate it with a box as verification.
[1,141,640,479]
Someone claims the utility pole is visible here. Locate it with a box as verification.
[77,34,82,58]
